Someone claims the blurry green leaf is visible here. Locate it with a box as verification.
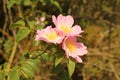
[16,20,25,26]
[60,70,69,80]
[21,65,34,78]
[40,0,47,6]
[53,64,63,74]
[55,56,63,67]
[7,0,16,9]
[16,0,22,5]
[26,59,39,71]
[67,59,75,78]
[36,25,43,30]
[24,0,32,6]
[52,1,62,12]
[0,71,5,80]
[50,0,62,12]
[41,53,50,61]
[10,20,25,30]
[8,70,20,80]
[27,20,35,29]
[16,27,31,43]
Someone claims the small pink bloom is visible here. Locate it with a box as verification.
[62,36,87,63]
[40,16,45,22]
[52,14,83,36]
[35,26,64,44]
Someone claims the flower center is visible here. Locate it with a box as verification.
[66,41,76,52]
[60,26,71,34]
[46,32,58,40]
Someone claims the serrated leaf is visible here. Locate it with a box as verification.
[8,70,20,80]
[21,66,34,78]
[26,59,39,71]
[0,71,5,80]
[7,0,16,9]
[67,59,75,78]
[55,56,63,67]
[16,27,31,43]
[10,20,25,30]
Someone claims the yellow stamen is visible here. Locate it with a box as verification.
[60,26,71,33]
[46,32,58,40]
[66,41,76,52]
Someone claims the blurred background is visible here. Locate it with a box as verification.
[0,0,120,80]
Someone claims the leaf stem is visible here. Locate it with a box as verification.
[7,42,17,71]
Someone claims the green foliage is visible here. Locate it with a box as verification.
[67,59,75,78]
[24,0,32,6]
[8,66,20,80]
[55,55,64,67]
[9,20,25,30]
[7,0,16,9]
[1,0,120,80]
[0,71,5,80]
[16,27,31,43]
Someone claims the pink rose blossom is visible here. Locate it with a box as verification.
[62,36,87,63]
[35,26,64,44]
[52,14,83,36]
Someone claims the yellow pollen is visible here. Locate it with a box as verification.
[61,26,71,33]
[46,32,58,40]
[66,41,76,52]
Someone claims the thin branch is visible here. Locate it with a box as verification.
[110,64,120,80]
[3,0,8,39]
[7,42,17,71]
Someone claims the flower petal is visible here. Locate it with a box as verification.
[35,26,64,44]
[72,56,82,63]
[71,25,83,35]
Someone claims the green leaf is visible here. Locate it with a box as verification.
[52,1,62,12]
[35,25,43,30]
[8,70,20,80]
[16,20,25,26]
[9,20,25,30]
[41,53,50,61]
[67,59,75,78]
[16,27,31,43]
[55,56,63,67]
[24,0,32,6]
[27,20,35,29]
[0,71,5,80]
[60,70,69,80]
[21,65,34,78]
[26,59,39,71]
[7,0,16,9]
[53,64,63,74]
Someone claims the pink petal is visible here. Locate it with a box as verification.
[71,25,83,35]
[65,15,74,27]
[52,15,57,26]
[72,56,82,63]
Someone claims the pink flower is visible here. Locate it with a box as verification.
[35,26,64,44]
[62,36,87,63]
[52,14,83,36]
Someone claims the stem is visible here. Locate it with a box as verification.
[7,42,17,71]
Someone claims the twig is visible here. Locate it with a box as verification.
[6,0,13,24]
[3,0,8,39]
[110,64,120,80]
[7,42,17,71]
